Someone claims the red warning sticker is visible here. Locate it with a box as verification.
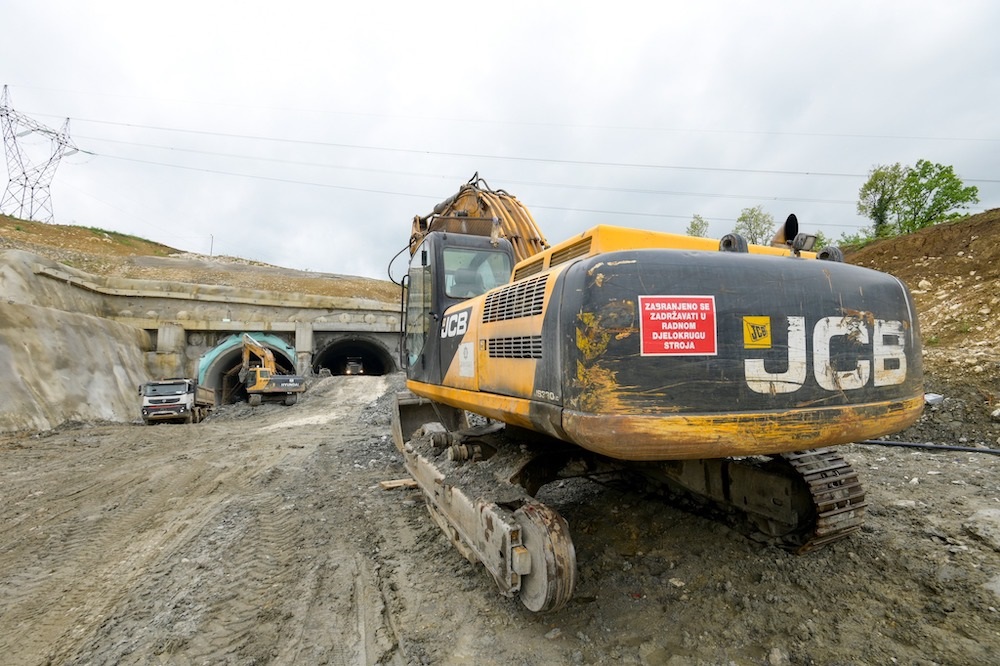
[639,295,718,356]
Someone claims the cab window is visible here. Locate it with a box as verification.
[444,248,512,299]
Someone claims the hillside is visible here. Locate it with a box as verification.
[0,215,399,303]
[846,208,1000,447]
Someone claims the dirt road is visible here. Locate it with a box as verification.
[2,375,999,666]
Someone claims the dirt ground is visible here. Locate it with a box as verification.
[2,211,1000,665]
[1,374,998,666]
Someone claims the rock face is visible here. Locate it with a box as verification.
[1,249,151,431]
[0,301,150,431]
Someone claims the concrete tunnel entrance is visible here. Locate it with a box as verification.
[196,333,397,405]
[312,337,395,377]
[198,333,299,405]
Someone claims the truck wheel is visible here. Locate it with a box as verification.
[284,394,298,406]
[249,394,262,407]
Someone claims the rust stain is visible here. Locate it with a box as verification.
[840,308,876,327]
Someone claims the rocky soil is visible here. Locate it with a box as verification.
[1,211,999,665]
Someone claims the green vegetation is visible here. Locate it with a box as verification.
[851,159,979,245]
[685,214,709,237]
[732,205,775,245]
[85,226,142,247]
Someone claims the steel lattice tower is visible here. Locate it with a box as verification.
[1,85,78,223]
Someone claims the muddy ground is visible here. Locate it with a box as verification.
[2,373,999,666]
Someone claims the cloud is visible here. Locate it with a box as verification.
[2,1,998,279]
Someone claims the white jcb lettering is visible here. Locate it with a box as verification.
[745,317,907,395]
[440,311,469,339]
[814,317,870,391]
[745,316,807,394]
[873,319,907,387]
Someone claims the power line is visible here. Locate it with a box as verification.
[19,86,999,143]
[91,152,868,229]
[58,116,1000,184]
[58,116,877,179]
[77,135,858,206]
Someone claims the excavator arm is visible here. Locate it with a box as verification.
[240,333,276,376]
[409,172,549,264]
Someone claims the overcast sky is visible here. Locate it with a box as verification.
[1,1,997,280]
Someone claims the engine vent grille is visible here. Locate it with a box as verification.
[482,274,548,322]
[487,335,543,359]
[512,258,544,282]
[549,237,592,267]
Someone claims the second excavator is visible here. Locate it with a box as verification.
[391,174,923,612]
[238,333,306,406]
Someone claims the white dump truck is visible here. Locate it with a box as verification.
[139,378,215,425]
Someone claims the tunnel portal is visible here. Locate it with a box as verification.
[313,337,395,376]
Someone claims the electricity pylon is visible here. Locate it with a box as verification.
[1,85,78,222]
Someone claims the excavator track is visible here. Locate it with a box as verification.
[779,448,868,553]
[392,392,577,613]
[629,447,868,554]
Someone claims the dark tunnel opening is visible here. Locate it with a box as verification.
[313,338,394,377]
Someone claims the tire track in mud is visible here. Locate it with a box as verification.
[0,376,399,665]
[0,420,316,662]
[0,433,242,664]
[48,450,334,665]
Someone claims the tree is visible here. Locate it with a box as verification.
[857,163,905,237]
[856,160,979,238]
[733,205,775,245]
[686,214,709,237]
[895,159,979,234]
[812,230,829,250]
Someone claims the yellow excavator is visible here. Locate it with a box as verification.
[238,333,306,406]
[392,174,924,612]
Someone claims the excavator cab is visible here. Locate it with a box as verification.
[401,231,514,385]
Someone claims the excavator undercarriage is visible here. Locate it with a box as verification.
[392,391,868,612]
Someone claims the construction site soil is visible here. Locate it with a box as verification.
[2,213,999,665]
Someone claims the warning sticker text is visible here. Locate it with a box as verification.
[639,295,718,356]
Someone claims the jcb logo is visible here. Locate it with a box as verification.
[745,316,907,394]
[441,310,469,339]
